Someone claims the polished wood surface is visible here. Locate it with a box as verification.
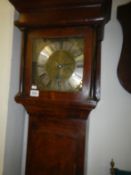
[26,117,86,175]
[117,2,131,93]
[9,0,112,28]
[9,0,112,174]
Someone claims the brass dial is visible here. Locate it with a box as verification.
[32,37,84,92]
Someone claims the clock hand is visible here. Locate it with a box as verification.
[56,63,73,69]
[57,79,61,89]
[55,72,62,89]
[61,63,73,67]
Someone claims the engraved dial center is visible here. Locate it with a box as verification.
[46,50,75,80]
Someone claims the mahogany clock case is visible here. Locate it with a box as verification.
[9,0,112,28]
[8,0,112,175]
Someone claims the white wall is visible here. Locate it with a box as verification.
[0,0,25,174]
[0,1,14,173]
[3,22,26,175]
[87,0,131,175]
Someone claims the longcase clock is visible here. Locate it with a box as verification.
[9,0,112,174]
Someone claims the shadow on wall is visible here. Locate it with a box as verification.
[3,23,26,175]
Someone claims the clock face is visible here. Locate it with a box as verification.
[32,37,84,92]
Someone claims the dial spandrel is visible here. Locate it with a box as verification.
[32,37,84,92]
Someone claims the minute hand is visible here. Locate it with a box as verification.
[60,63,73,67]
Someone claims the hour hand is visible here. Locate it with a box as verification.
[62,63,72,67]
[57,63,73,68]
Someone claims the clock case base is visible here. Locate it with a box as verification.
[15,96,93,175]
